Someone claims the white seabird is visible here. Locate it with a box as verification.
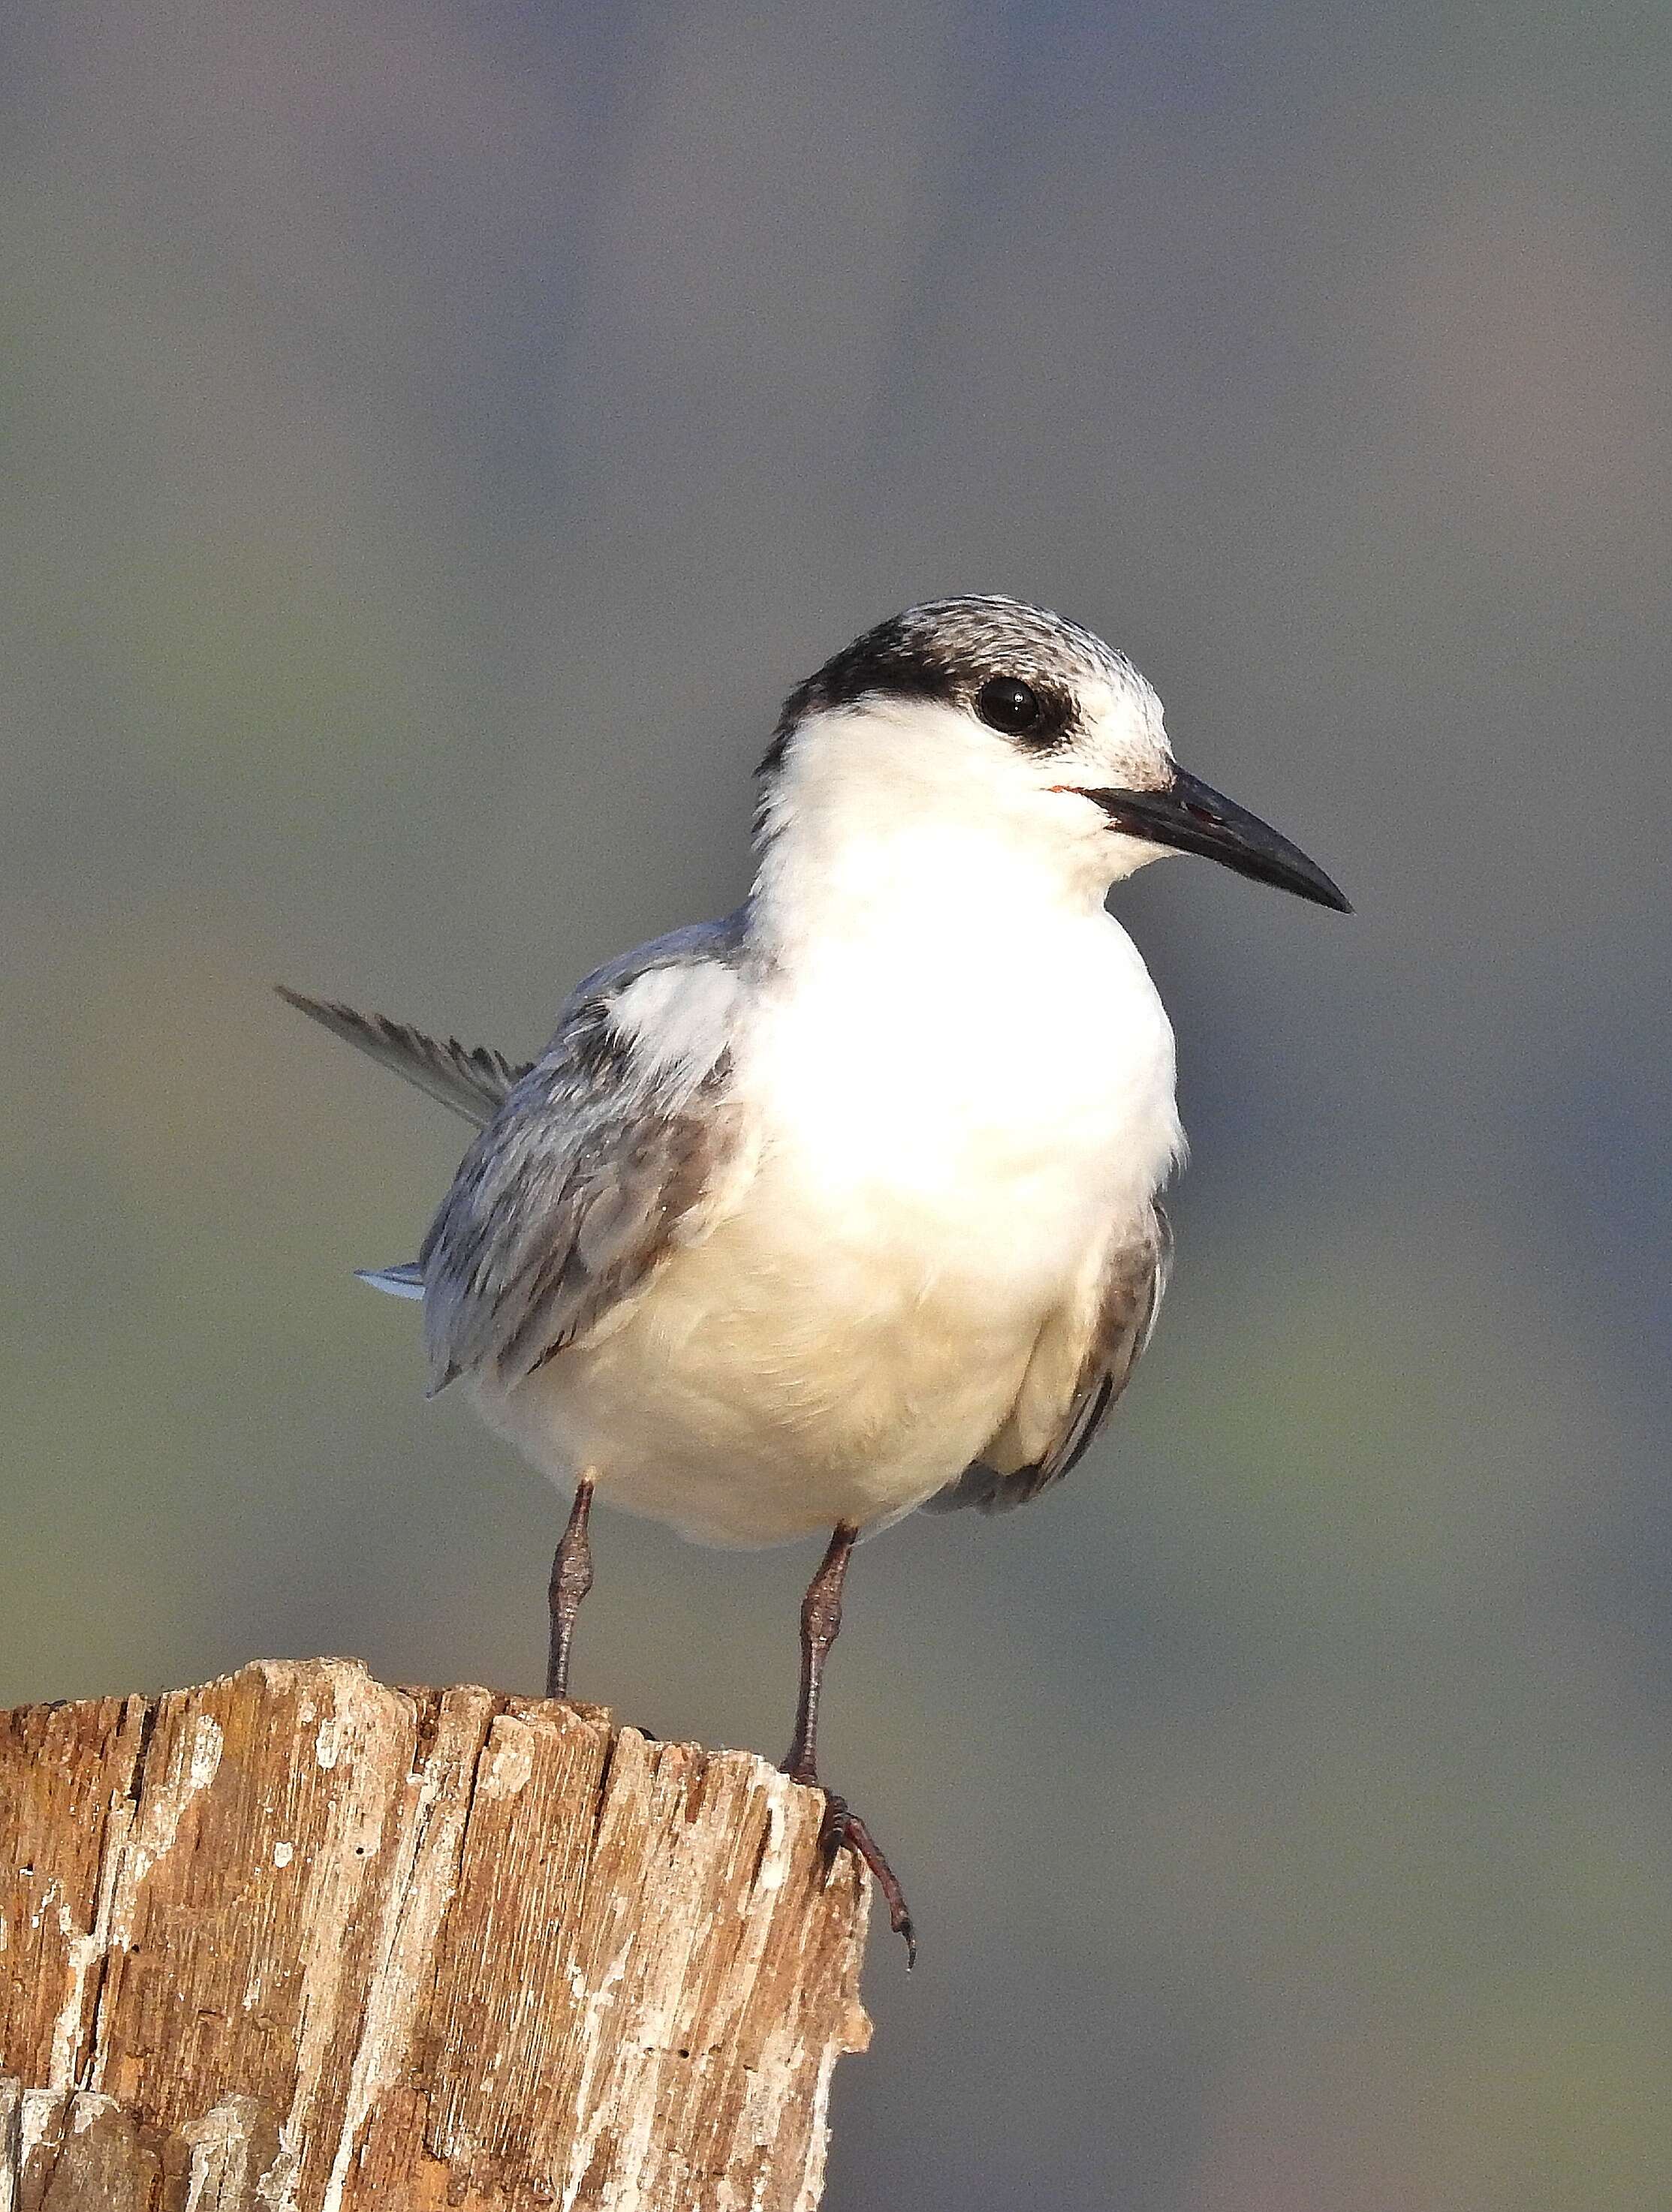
[282,594,1350,1956]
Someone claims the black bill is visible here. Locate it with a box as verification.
[1081,767,1351,913]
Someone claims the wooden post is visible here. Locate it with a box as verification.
[0,1658,872,2210]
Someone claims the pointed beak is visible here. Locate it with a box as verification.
[1078,766,1352,913]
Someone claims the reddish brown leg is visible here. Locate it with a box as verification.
[783,1521,917,1966]
[546,1476,595,1700]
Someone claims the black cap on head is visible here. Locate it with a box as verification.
[760,596,1137,779]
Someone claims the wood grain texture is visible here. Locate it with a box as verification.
[0,1660,872,2210]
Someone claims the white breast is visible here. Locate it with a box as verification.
[477,880,1181,1547]
[747,909,1176,1306]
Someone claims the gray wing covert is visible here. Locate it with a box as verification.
[417,919,752,1395]
[927,1203,1173,1515]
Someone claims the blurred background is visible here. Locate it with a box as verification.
[2,2,1669,2204]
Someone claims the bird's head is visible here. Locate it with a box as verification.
[756,596,1349,914]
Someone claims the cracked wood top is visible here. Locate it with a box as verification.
[0,1657,872,2211]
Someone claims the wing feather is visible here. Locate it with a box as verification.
[416,932,750,1395]
[926,1202,1173,1515]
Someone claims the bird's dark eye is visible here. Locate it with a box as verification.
[975,676,1041,735]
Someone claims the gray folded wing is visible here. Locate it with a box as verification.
[927,1202,1173,1515]
[276,986,529,1127]
[417,917,752,1395]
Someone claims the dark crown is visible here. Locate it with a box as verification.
[759,595,1132,782]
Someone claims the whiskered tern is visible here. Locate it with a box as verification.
[282,595,1350,1959]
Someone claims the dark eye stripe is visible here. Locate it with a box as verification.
[761,600,1105,781]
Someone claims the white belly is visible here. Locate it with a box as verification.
[473,913,1181,1545]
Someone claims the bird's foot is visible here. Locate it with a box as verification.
[807,1787,916,1967]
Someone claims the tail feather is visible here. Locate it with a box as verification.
[277,985,529,1127]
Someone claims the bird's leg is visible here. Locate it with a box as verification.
[784,1521,854,1786]
[545,1474,595,1700]
[783,1521,917,1966]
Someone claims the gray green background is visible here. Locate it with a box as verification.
[4,4,1669,2205]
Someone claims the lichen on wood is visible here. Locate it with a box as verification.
[0,1658,872,2210]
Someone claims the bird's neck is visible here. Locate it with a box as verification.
[749,811,1106,971]
[749,716,1114,973]
[740,772,1182,1225]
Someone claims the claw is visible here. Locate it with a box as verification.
[808,1790,915,1967]
[817,1791,851,1865]
[843,1809,917,1969]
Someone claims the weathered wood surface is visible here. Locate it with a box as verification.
[0,1658,872,2210]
